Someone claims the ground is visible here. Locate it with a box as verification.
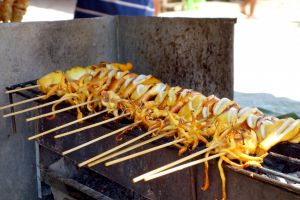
[22,0,300,115]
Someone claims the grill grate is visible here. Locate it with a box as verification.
[6,80,40,133]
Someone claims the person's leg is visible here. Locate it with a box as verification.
[240,0,249,15]
[153,0,161,16]
[248,0,257,18]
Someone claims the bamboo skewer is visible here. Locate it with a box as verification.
[54,113,130,139]
[78,128,160,167]
[133,143,222,183]
[0,95,46,111]
[28,109,109,141]
[105,138,185,166]
[144,152,225,181]
[26,100,98,122]
[87,131,173,168]
[5,85,40,94]
[3,97,70,118]
[62,120,142,155]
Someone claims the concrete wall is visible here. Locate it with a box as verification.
[0,17,116,200]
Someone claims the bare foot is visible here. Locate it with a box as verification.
[240,5,247,15]
[247,15,256,19]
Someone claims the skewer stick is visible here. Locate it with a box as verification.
[62,120,142,155]
[78,128,160,167]
[105,138,185,166]
[0,95,46,110]
[144,152,225,181]
[3,97,69,118]
[26,100,97,122]
[5,85,40,94]
[133,143,221,183]
[87,131,173,168]
[54,113,130,139]
[28,109,109,141]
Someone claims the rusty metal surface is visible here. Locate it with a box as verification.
[41,167,113,200]
[38,106,195,200]
[194,164,300,200]
[39,145,149,200]
[226,166,300,199]
[38,109,300,200]
[117,16,235,98]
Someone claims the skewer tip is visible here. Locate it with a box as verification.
[78,163,86,168]
[132,178,139,183]
[27,137,34,141]
[132,175,147,183]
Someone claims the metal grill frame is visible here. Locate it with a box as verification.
[5,81,300,199]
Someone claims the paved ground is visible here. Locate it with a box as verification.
[23,0,75,21]
[22,0,300,115]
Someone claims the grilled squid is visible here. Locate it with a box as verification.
[33,61,300,200]
[0,0,29,22]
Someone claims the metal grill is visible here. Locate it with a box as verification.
[0,16,236,200]
[6,81,300,200]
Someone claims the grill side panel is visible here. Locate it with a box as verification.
[117,16,235,99]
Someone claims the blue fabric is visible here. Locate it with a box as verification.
[75,0,154,18]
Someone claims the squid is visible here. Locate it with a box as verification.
[32,61,300,200]
[0,0,29,22]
